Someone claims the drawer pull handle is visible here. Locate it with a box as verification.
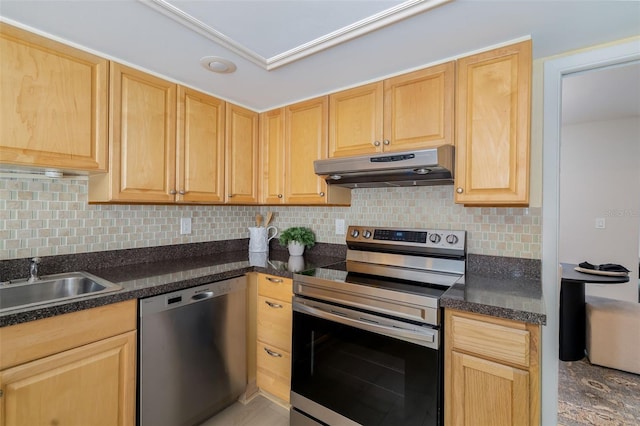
[266,277,283,283]
[265,301,283,309]
[264,347,282,357]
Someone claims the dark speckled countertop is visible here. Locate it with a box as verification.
[1,244,546,327]
[0,240,345,327]
[440,254,546,325]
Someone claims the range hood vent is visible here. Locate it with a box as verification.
[314,145,454,188]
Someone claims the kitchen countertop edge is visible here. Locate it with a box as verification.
[2,250,547,327]
[440,294,547,325]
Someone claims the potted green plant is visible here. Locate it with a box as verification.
[279,227,315,256]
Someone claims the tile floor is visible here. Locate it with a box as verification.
[201,394,289,426]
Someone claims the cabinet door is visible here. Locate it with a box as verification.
[260,108,286,204]
[0,331,136,426]
[177,86,225,203]
[449,351,529,426]
[328,82,383,158]
[285,96,329,204]
[226,103,259,204]
[455,41,531,206]
[0,23,108,172]
[383,62,454,152]
[108,63,176,202]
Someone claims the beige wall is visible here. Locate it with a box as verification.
[0,178,540,261]
[559,117,640,302]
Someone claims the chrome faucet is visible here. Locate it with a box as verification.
[28,257,41,283]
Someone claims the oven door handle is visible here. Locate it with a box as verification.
[294,301,438,348]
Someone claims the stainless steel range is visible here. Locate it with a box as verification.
[290,226,466,426]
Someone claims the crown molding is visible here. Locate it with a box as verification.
[139,0,450,70]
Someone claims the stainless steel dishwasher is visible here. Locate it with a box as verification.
[139,276,247,426]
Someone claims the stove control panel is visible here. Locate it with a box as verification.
[347,226,466,251]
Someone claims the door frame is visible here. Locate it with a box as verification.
[541,37,640,425]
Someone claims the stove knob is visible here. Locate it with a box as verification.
[429,233,441,244]
[363,230,372,239]
[350,229,360,238]
[446,234,459,245]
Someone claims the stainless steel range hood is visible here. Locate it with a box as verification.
[314,145,454,188]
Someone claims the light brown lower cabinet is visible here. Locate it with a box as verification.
[0,300,137,426]
[255,273,293,403]
[256,340,292,402]
[445,309,540,426]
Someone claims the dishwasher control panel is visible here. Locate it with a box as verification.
[139,275,246,316]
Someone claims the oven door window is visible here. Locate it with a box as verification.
[292,310,442,425]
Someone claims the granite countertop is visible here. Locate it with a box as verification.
[440,273,546,325]
[0,248,343,327]
[440,255,546,325]
[1,243,546,327]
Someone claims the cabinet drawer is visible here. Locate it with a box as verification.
[257,296,292,352]
[0,300,136,370]
[256,341,291,402]
[449,313,530,368]
[258,274,292,302]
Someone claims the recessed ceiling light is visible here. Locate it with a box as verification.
[200,56,236,74]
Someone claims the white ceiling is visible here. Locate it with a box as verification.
[1,0,639,112]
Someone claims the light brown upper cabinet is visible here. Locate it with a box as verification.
[0,23,108,172]
[329,82,383,158]
[90,63,177,203]
[455,40,532,206]
[226,103,259,204]
[328,62,454,158]
[285,97,350,205]
[260,108,286,204]
[90,64,227,203]
[177,86,225,203]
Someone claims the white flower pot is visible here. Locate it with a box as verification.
[287,255,305,272]
[288,241,305,256]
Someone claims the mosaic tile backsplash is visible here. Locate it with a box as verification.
[0,176,541,260]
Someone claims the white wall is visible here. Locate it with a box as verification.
[559,116,640,302]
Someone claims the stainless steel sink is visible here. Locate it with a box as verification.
[0,272,121,312]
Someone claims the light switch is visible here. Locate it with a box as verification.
[595,218,605,229]
[335,219,345,235]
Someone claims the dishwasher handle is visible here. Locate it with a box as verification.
[192,291,214,301]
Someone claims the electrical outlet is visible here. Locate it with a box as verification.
[595,218,605,229]
[335,219,345,235]
[180,217,192,235]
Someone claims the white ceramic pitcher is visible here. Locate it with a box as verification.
[248,226,278,252]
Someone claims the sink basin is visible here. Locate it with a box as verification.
[0,272,121,313]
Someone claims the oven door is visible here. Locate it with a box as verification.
[291,297,443,426]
